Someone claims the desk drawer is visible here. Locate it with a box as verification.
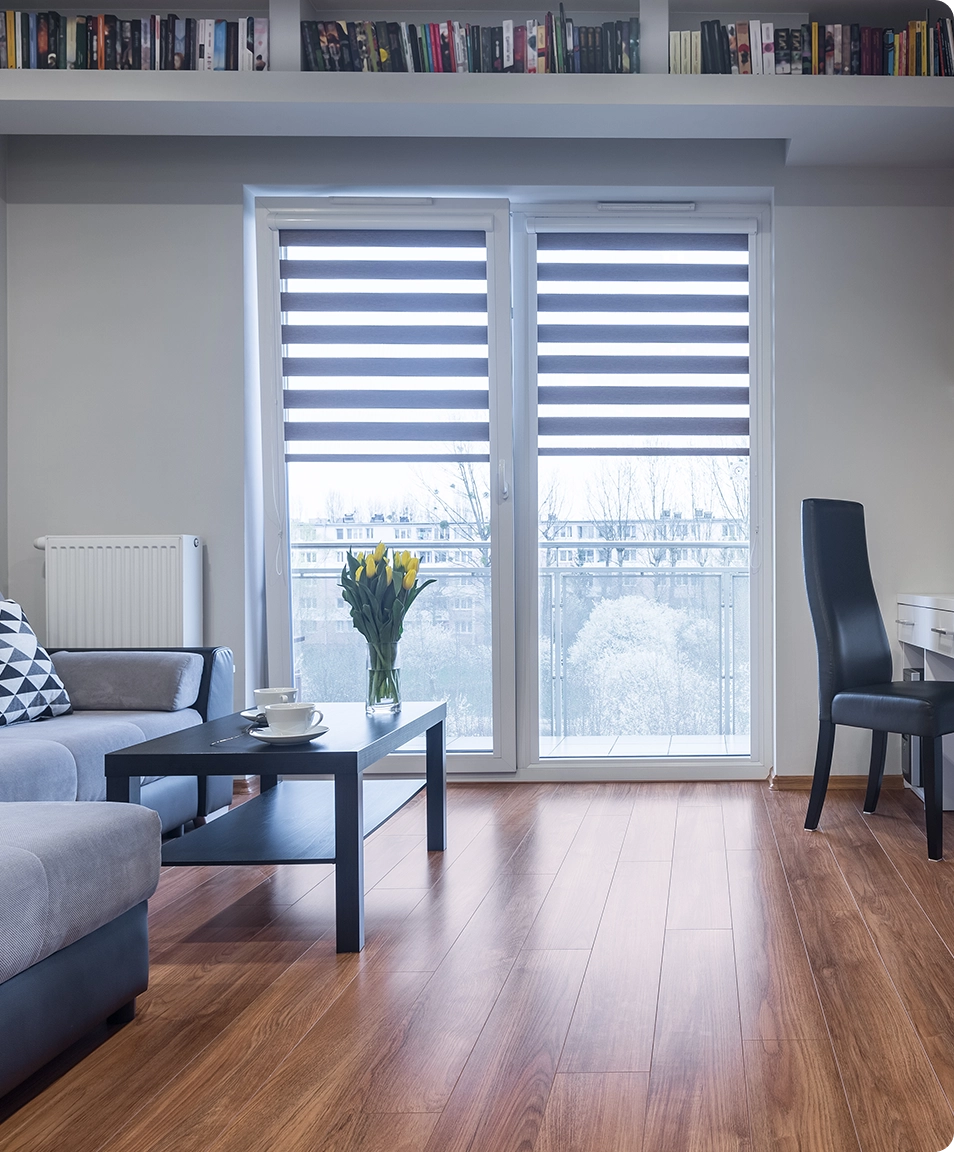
[897,603,954,656]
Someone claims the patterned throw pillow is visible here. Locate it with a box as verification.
[0,600,71,725]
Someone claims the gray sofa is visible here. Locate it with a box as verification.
[0,800,161,1097]
[0,646,235,832]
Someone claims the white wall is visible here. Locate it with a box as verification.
[774,205,954,777]
[5,138,954,747]
[6,201,246,694]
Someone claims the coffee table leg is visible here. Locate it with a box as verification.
[334,769,365,952]
[425,719,447,852]
[106,774,140,804]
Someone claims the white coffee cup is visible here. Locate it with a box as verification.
[254,687,298,709]
[264,702,322,736]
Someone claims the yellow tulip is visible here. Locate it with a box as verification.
[357,551,366,563]
[385,565,393,586]
[366,557,377,577]
[409,556,420,572]
[373,542,386,562]
[356,566,365,582]
[403,570,415,590]
[401,550,411,568]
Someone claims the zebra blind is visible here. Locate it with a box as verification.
[536,231,750,457]
[280,228,490,463]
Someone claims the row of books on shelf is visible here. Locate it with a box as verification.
[670,17,953,76]
[0,12,268,69]
[301,12,639,73]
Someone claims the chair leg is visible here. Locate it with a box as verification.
[805,720,836,830]
[863,729,888,814]
[922,735,944,861]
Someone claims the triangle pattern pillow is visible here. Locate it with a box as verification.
[0,600,71,725]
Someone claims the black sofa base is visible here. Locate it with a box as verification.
[0,902,149,1098]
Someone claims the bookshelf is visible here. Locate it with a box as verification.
[0,0,948,163]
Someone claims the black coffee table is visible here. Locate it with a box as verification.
[104,701,447,952]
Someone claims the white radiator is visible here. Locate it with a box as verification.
[35,535,203,648]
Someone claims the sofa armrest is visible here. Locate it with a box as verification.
[49,647,235,721]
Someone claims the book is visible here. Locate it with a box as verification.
[761,21,774,73]
[832,22,841,74]
[669,29,679,73]
[749,19,762,73]
[736,21,751,73]
[774,27,789,73]
[726,23,738,73]
[254,17,268,70]
[790,26,802,74]
[690,28,700,73]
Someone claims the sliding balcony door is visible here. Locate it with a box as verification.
[259,203,515,773]
[513,211,767,771]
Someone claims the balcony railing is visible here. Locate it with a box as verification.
[289,539,749,755]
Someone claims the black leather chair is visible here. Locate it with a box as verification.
[802,498,954,860]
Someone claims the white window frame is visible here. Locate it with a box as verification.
[511,202,773,781]
[253,196,517,775]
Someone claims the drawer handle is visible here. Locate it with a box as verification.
[897,619,915,626]
[931,628,952,636]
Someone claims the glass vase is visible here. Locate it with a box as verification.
[366,641,401,715]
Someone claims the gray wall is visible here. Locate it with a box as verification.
[5,136,954,763]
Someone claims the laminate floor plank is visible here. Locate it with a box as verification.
[743,1039,860,1152]
[200,968,435,1152]
[372,818,538,972]
[523,814,629,950]
[363,869,555,1113]
[721,782,778,852]
[726,847,828,1041]
[560,860,670,1073]
[766,791,954,1152]
[666,804,732,930]
[420,949,590,1152]
[863,790,954,957]
[372,803,494,889]
[642,928,750,1152]
[535,1072,650,1152]
[822,795,954,1112]
[103,887,427,1152]
[619,783,678,862]
[148,864,278,948]
[506,788,594,875]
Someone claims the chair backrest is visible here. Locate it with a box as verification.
[801,498,892,719]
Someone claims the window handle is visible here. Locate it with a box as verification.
[498,461,510,502]
[932,627,952,636]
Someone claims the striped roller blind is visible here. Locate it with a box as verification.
[279,228,490,463]
[536,231,750,457]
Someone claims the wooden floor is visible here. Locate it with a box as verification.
[4,780,954,1152]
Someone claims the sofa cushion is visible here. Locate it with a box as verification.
[0,715,147,801]
[78,709,202,785]
[52,651,203,713]
[0,802,160,983]
[0,844,48,983]
[0,739,76,801]
[0,601,71,727]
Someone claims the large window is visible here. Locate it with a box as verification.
[259,200,767,775]
[531,229,751,758]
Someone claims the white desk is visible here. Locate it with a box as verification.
[896,593,954,809]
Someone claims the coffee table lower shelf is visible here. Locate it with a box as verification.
[160,779,425,866]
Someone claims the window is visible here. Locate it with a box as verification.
[528,225,752,758]
[259,199,765,776]
[265,203,515,772]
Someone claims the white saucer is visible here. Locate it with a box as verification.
[249,722,329,746]
[241,708,266,722]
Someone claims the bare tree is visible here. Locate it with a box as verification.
[539,474,569,567]
[419,458,492,566]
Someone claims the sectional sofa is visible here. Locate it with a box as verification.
[0,644,236,1099]
[0,646,235,831]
